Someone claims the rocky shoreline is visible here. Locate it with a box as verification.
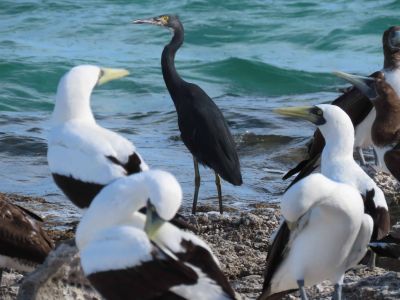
[0,168,399,299]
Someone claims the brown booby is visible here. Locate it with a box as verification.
[0,199,54,283]
[133,15,243,215]
[47,65,149,209]
[284,26,400,183]
[76,170,237,299]
[334,71,400,182]
[259,173,372,300]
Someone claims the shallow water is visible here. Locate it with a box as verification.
[0,1,399,222]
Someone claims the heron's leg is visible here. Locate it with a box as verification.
[0,268,3,286]
[192,157,201,215]
[333,283,342,300]
[297,279,308,300]
[357,147,367,166]
[368,251,376,269]
[215,173,223,214]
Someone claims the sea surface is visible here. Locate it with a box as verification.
[0,0,398,221]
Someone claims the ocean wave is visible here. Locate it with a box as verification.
[195,57,338,96]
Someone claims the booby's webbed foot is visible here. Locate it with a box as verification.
[333,283,342,300]
[297,279,309,300]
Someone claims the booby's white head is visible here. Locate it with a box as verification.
[144,170,183,239]
[76,170,182,250]
[52,65,129,125]
[275,104,355,156]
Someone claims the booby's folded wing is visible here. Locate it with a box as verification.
[0,200,53,264]
[48,121,147,184]
[87,241,198,300]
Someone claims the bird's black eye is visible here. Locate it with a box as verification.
[316,109,323,116]
[98,69,105,82]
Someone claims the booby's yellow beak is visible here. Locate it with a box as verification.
[97,68,130,86]
[274,106,324,125]
[144,200,166,240]
[333,71,377,100]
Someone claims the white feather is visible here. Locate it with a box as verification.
[270,174,368,294]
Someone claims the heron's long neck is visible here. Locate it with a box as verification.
[162,24,185,105]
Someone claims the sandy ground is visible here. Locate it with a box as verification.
[0,168,399,299]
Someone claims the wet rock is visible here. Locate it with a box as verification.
[17,240,101,300]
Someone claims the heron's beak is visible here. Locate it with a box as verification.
[144,200,166,240]
[274,106,323,124]
[333,71,377,100]
[133,17,163,26]
[97,68,129,86]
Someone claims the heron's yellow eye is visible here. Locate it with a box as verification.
[161,16,169,24]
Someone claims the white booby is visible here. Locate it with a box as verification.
[283,26,400,180]
[259,173,373,300]
[276,104,390,243]
[76,170,237,300]
[48,65,149,209]
[334,71,400,182]
[0,199,54,283]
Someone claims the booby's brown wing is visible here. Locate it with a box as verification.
[283,72,379,184]
[384,142,400,182]
[0,199,54,264]
[88,242,198,300]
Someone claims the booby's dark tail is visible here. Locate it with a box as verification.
[259,222,291,300]
[369,234,400,259]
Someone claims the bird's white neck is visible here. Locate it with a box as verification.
[320,119,355,169]
[51,80,96,126]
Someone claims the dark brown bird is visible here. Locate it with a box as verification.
[284,26,400,188]
[133,15,243,215]
[0,198,54,283]
[335,71,400,182]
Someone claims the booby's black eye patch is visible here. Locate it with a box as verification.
[98,69,105,82]
[310,107,326,125]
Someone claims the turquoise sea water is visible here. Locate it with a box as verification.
[0,0,398,218]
